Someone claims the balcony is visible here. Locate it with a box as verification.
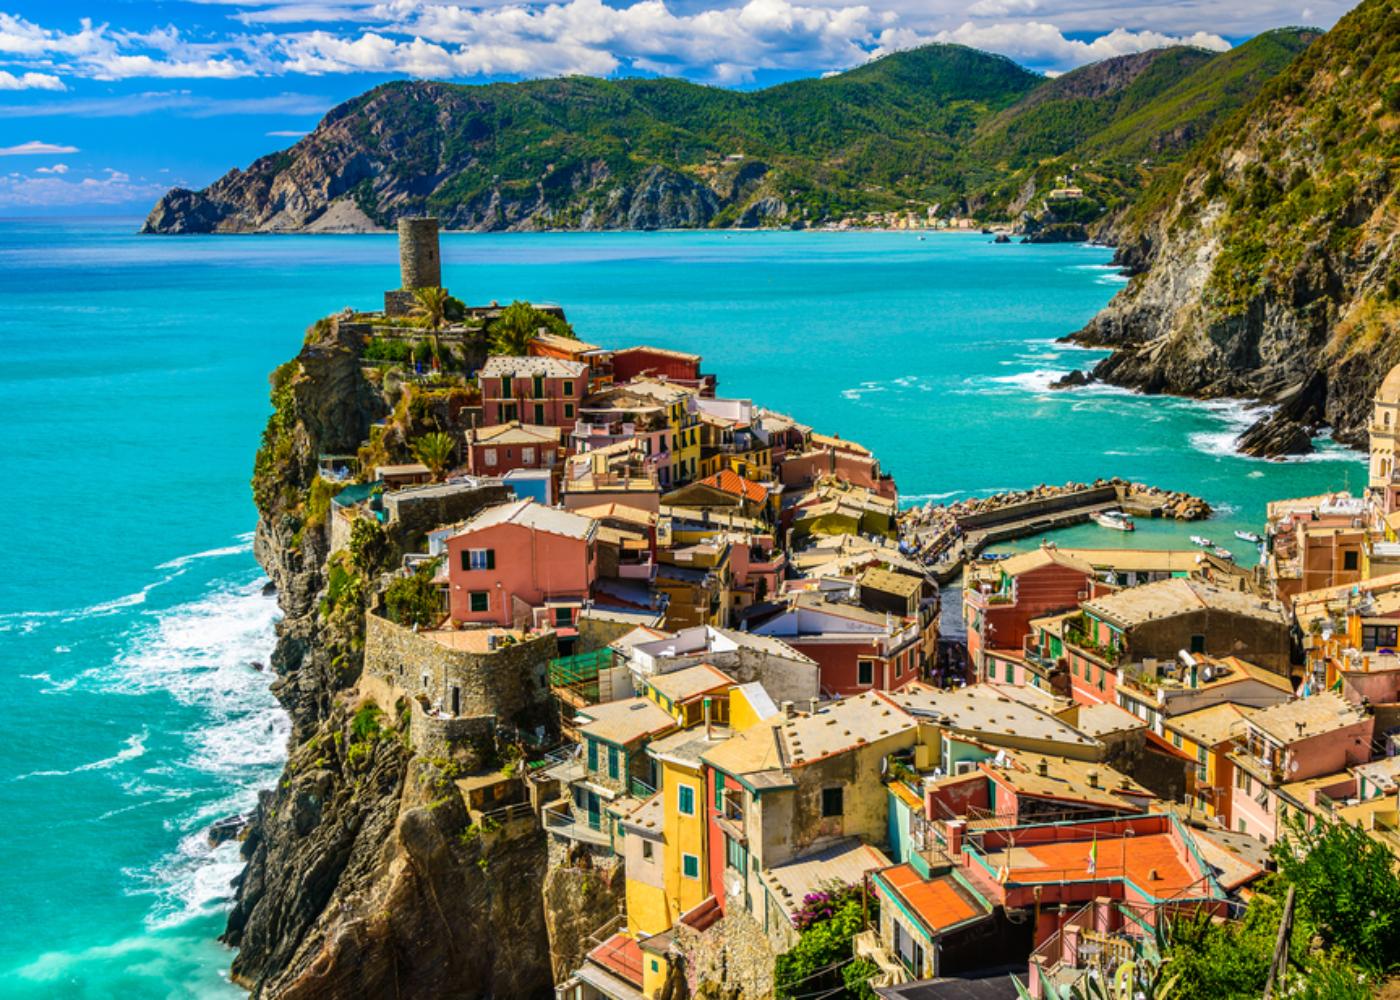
[542,802,612,847]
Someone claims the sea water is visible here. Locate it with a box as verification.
[0,220,1362,998]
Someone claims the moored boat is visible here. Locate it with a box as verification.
[1234,530,1263,544]
[1212,546,1235,560]
[1191,535,1213,547]
[1093,510,1135,531]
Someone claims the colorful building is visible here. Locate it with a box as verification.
[442,498,597,627]
[464,420,563,476]
[479,355,588,429]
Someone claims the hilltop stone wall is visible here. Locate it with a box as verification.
[363,613,556,729]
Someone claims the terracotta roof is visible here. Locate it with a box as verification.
[1247,692,1369,744]
[859,567,924,597]
[1164,703,1256,747]
[647,663,735,704]
[481,355,588,378]
[452,497,595,541]
[1082,577,1285,629]
[996,546,1095,578]
[588,932,643,988]
[778,691,916,765]
[469,421,562,446]
[699,469,768,503]
[763,839,891,919]
[576,697,676,746]
[877,865,988,933]
[616,344,702,362]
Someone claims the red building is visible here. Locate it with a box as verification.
[611,346,714,394]
[479,356,588,429]
[442,499,598,628]
[964,546,1098,682]
[465,421,563,476]
[747,595,929,696]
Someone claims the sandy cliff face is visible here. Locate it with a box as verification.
[1071,0,1400,455]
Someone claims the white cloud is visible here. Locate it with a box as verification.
[0,172,166,207]
[0,69,64,90]
[267,129,311,136]
[0,140,80,155]
[929,21,1229,66]
[0,1,1314,89]
[34,163,69,173]
[0,90,329,118]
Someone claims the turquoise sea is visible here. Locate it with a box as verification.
[0,219,1363,998]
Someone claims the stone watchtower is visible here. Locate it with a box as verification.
[399,217,441,290]
[384,216,446,317]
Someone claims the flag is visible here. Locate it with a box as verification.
[1087,834,1098,876]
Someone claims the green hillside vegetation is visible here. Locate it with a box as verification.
[967,29,1319,219]
[145,31,1320,233]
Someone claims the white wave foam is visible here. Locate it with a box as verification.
[899,491,961,503]
[984,369,1067,394]
[0,570,187,631]
[106,577,287,932]
[156,537,254,571]
[18,729,148,780]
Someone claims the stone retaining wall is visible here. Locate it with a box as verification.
[364,613,557,730]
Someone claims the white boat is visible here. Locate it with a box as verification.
[1093,510,1135,532]
[1212,547,1235,560]
[1234,530,1263,544]
[1190,535,1213,547]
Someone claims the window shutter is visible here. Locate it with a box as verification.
[460,550,470,571]
[485,549,495,570]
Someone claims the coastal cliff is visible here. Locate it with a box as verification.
[1069,0,1399,455]
[141,37,1310,235]
[228,317,563,998]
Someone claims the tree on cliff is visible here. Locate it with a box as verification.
[411,286,450,332]
[412,431,456,481]
[488,300,575,356]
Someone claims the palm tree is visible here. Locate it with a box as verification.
[411,286,450,332]
[489,299,544,356]
[412,431,456,481]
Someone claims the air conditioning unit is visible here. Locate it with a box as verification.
[954,760,978,776]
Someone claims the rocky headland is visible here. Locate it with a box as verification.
[1063,0,1398,458]
[226,316,611,999]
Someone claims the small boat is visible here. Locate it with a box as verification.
[1093,510,1135,532]
[1234,530,1263,544]
[1190,535,1213,548]
[1212,547,1235,561]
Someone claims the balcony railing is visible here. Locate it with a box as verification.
[542,803,612,847]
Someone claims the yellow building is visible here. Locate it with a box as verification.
[1369,363,1400,515]
[1162,702,1257,827]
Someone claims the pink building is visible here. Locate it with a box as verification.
[443,499,598,628]
[479,356,588,430]
[1229,692,1374,844]
[465,421,563,476]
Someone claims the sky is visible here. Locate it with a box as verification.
[0,0,1352,216]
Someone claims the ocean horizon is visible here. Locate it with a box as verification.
[0,218,1363,998]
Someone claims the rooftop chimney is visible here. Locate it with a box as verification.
[781,700,795,719]
[809,697,820,716]
[1087,770,1099,789]
[1037,758,1049,777]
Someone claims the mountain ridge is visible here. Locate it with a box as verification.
[141,34,1315,234]
[1068,0,1399,456]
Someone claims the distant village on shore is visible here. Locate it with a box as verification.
[279,218,1400,1000]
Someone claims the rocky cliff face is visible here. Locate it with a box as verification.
[1071,0,1399,455]
[229,317,559,998]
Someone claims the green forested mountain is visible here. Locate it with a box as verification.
[142,33,1316,234]
[1074,0,1400,456]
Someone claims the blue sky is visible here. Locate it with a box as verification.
[0,0,1349,215]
